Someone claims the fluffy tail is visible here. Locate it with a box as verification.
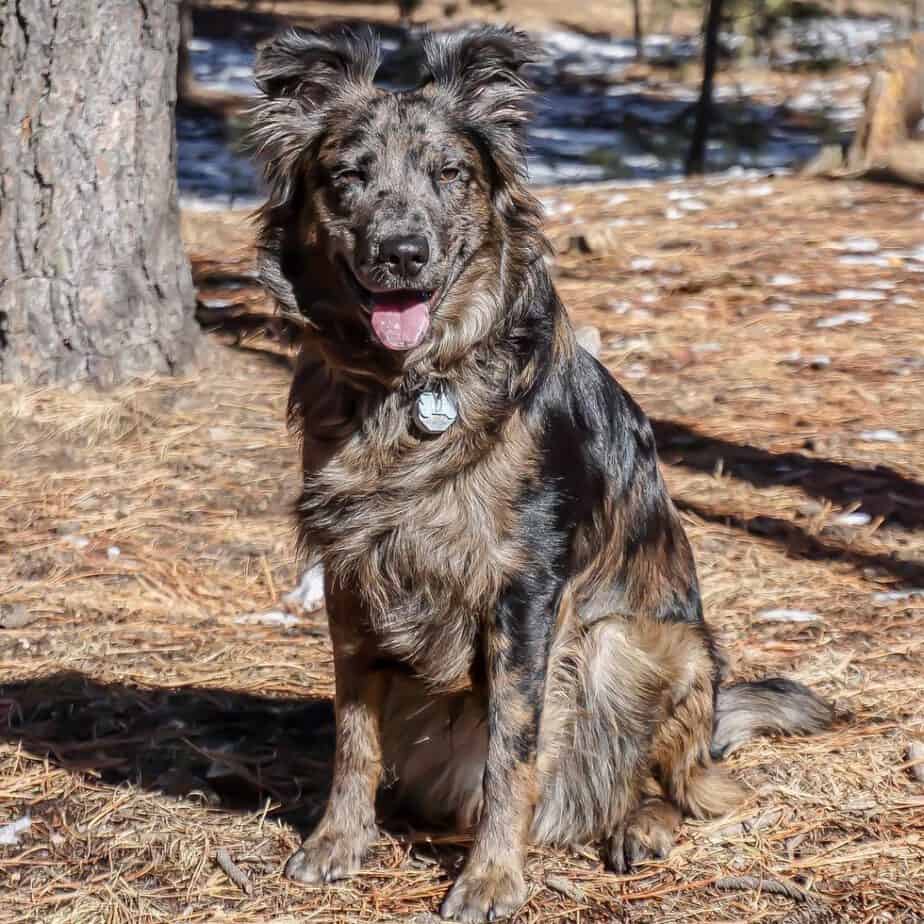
[711,678,834,759]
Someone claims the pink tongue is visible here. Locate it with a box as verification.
[369,292,430,351]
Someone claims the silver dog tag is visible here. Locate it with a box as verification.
[414,387,458,434]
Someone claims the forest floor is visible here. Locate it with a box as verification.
[2,174,924,922]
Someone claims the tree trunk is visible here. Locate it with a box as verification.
[0,0,200,386]
[685,0,725,176]
[633,0,645,61]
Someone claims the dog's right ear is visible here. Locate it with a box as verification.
[249,29,380,198]
[254,28,380,104]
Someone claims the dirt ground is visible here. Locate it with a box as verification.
[2,173,923,923]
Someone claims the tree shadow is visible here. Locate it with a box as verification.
[655,419,924,530]
[0,672,333,838]
[676,497,924,588]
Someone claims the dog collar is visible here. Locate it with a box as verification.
[414,384,458,435]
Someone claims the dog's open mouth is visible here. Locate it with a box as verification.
[366,289,433,351]
[338,259,437,351]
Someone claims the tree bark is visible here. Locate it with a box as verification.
[0,0,200,386]
[685,0,725,176]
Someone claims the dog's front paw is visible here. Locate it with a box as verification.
[440,863,527,922]
[284,826,375,885]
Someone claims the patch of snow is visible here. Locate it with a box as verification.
[235,611,302,628]
[836,237,879,254]
[0,816,31,846]
[872,589,924,604]
[624,154,662,170]
[283,563,326,614]
[769,274,801,287]
[857,429,904,443]
[837,255,890,268]
[834,289,883,301]
[816,311,872,328]
[833,512,871,527]
[755,608,820,624]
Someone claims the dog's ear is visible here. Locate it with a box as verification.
[254,28,380,104]
[249,29,380,198]
[423,26,540,176]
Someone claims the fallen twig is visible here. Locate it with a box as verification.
[715,875,812,903]
[216,847,254,895]
[546,873,586,903]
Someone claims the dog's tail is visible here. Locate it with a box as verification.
[711,677,834,759]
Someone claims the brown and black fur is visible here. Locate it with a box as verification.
[249,26,834,922]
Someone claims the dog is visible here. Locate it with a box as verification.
[249,26,833,922]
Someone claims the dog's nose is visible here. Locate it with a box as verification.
[381,235,430,278]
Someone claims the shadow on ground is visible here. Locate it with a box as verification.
[0,672,334,839]
[655,420,924,530]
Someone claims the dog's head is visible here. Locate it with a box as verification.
[250,26,544,377]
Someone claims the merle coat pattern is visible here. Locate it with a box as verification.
[249,26,833,922]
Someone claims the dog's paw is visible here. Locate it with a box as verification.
[440,863,527,922]
[604,799,681,874]
[284,826,374,885]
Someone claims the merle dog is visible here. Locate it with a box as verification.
[249,26,832,921]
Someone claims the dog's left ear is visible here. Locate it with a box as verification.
[423,26,540,178]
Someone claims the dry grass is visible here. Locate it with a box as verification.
[2,175,924,922]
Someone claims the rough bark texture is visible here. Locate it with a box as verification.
[0,0,200,386]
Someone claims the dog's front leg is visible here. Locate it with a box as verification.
[285,591,383,884]
[441,576,558,922]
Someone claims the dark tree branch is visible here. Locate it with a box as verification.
[685,0,725,176]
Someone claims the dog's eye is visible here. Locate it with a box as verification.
[439,166,461,184]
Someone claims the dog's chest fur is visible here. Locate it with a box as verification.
[296,376,535,688]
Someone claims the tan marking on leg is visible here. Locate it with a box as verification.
[285,593,385,885]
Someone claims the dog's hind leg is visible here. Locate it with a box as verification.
[604,782,682,873]
[641,619,746,822]
[531,619,664,853]
[533,617,744,870]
